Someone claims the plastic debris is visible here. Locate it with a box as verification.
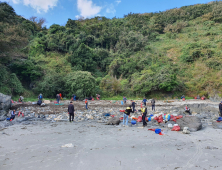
[61,143,74,148]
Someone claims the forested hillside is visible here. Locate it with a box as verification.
[1,1,222,99]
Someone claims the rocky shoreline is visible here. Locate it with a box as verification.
[1,97,222,131]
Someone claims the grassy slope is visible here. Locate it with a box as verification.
[149,17,222,98]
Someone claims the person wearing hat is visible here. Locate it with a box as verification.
[141,106,147,127]
[123,105,132,127]
[219,101,222,117]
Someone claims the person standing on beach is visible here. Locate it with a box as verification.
[151,98,155,111]
[68,101,75,122]
[141,106,147,127]
[142,98,147,106]
[131,100,136,113]
[56,94,60,104]
[123,96,127,104]
[123,105,132,127]
[85,99,88,110]
[219,101,222,117]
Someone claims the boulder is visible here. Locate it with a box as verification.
[0,93,11,116]
[176,116,202,132]
[106,117,120,125]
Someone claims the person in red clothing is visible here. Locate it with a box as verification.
[85,99,88,110]
[59,93,62,100]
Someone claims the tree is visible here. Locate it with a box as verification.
[64,71,96,99]
[29,16,46,30]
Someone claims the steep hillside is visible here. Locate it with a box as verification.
[1,1,222,99]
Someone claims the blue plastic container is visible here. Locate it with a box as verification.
[131,120,137,125]
[155,129,161,134]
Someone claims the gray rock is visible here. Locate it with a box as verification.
[106,117,120,125]
[0,93,11,116]
[176,116,202,132]
[212,121,222,129]
[0,116,6,121]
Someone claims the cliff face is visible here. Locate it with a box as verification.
[0,93,11,116]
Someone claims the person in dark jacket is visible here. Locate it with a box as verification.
[68,101,75,122]
[151,98,155,111]
[141,106,147,127]
[123,106,132,126]
[131,100,136,113]
[56,94,60,104]
[142,98,147,106]
[219,101,222,117]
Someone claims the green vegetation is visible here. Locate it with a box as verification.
[1,1,222,99]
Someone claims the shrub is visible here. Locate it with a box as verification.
[64,71,96,99]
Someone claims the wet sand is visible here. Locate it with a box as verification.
[0,121,222,170]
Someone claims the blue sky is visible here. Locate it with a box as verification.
[8,0,212,27]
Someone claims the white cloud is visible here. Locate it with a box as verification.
[11,0,58,13]
[106,4,116,14]
[76,0,102,18]
[115,0,121,5]
[12,0,20,4]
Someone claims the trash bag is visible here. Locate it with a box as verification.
[37,100,42,105]
[148,117,152,121]
[182,98,185,101]
[119,117,123,120]
[105,113,110,116]
[131,120,137,125]
[145,117,148,121]
[217,117,222,122]
[121,101,124,105]
[137,116,142,122]
[155,129,161,134]
[158,115,163,123]
[170,115,177,122]
[171,125,180,131]
[165,114,171,121]
[120,110,125,112]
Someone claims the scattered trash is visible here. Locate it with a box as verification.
[148,128,164,135]
[155,129,161,134]
[154,115,163,123]
[172,125,180,131]
[182,127,190,134]
[61,143,74,148]
[217,117,222,122]
[168,124,173,128]
[137,116,142,122]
